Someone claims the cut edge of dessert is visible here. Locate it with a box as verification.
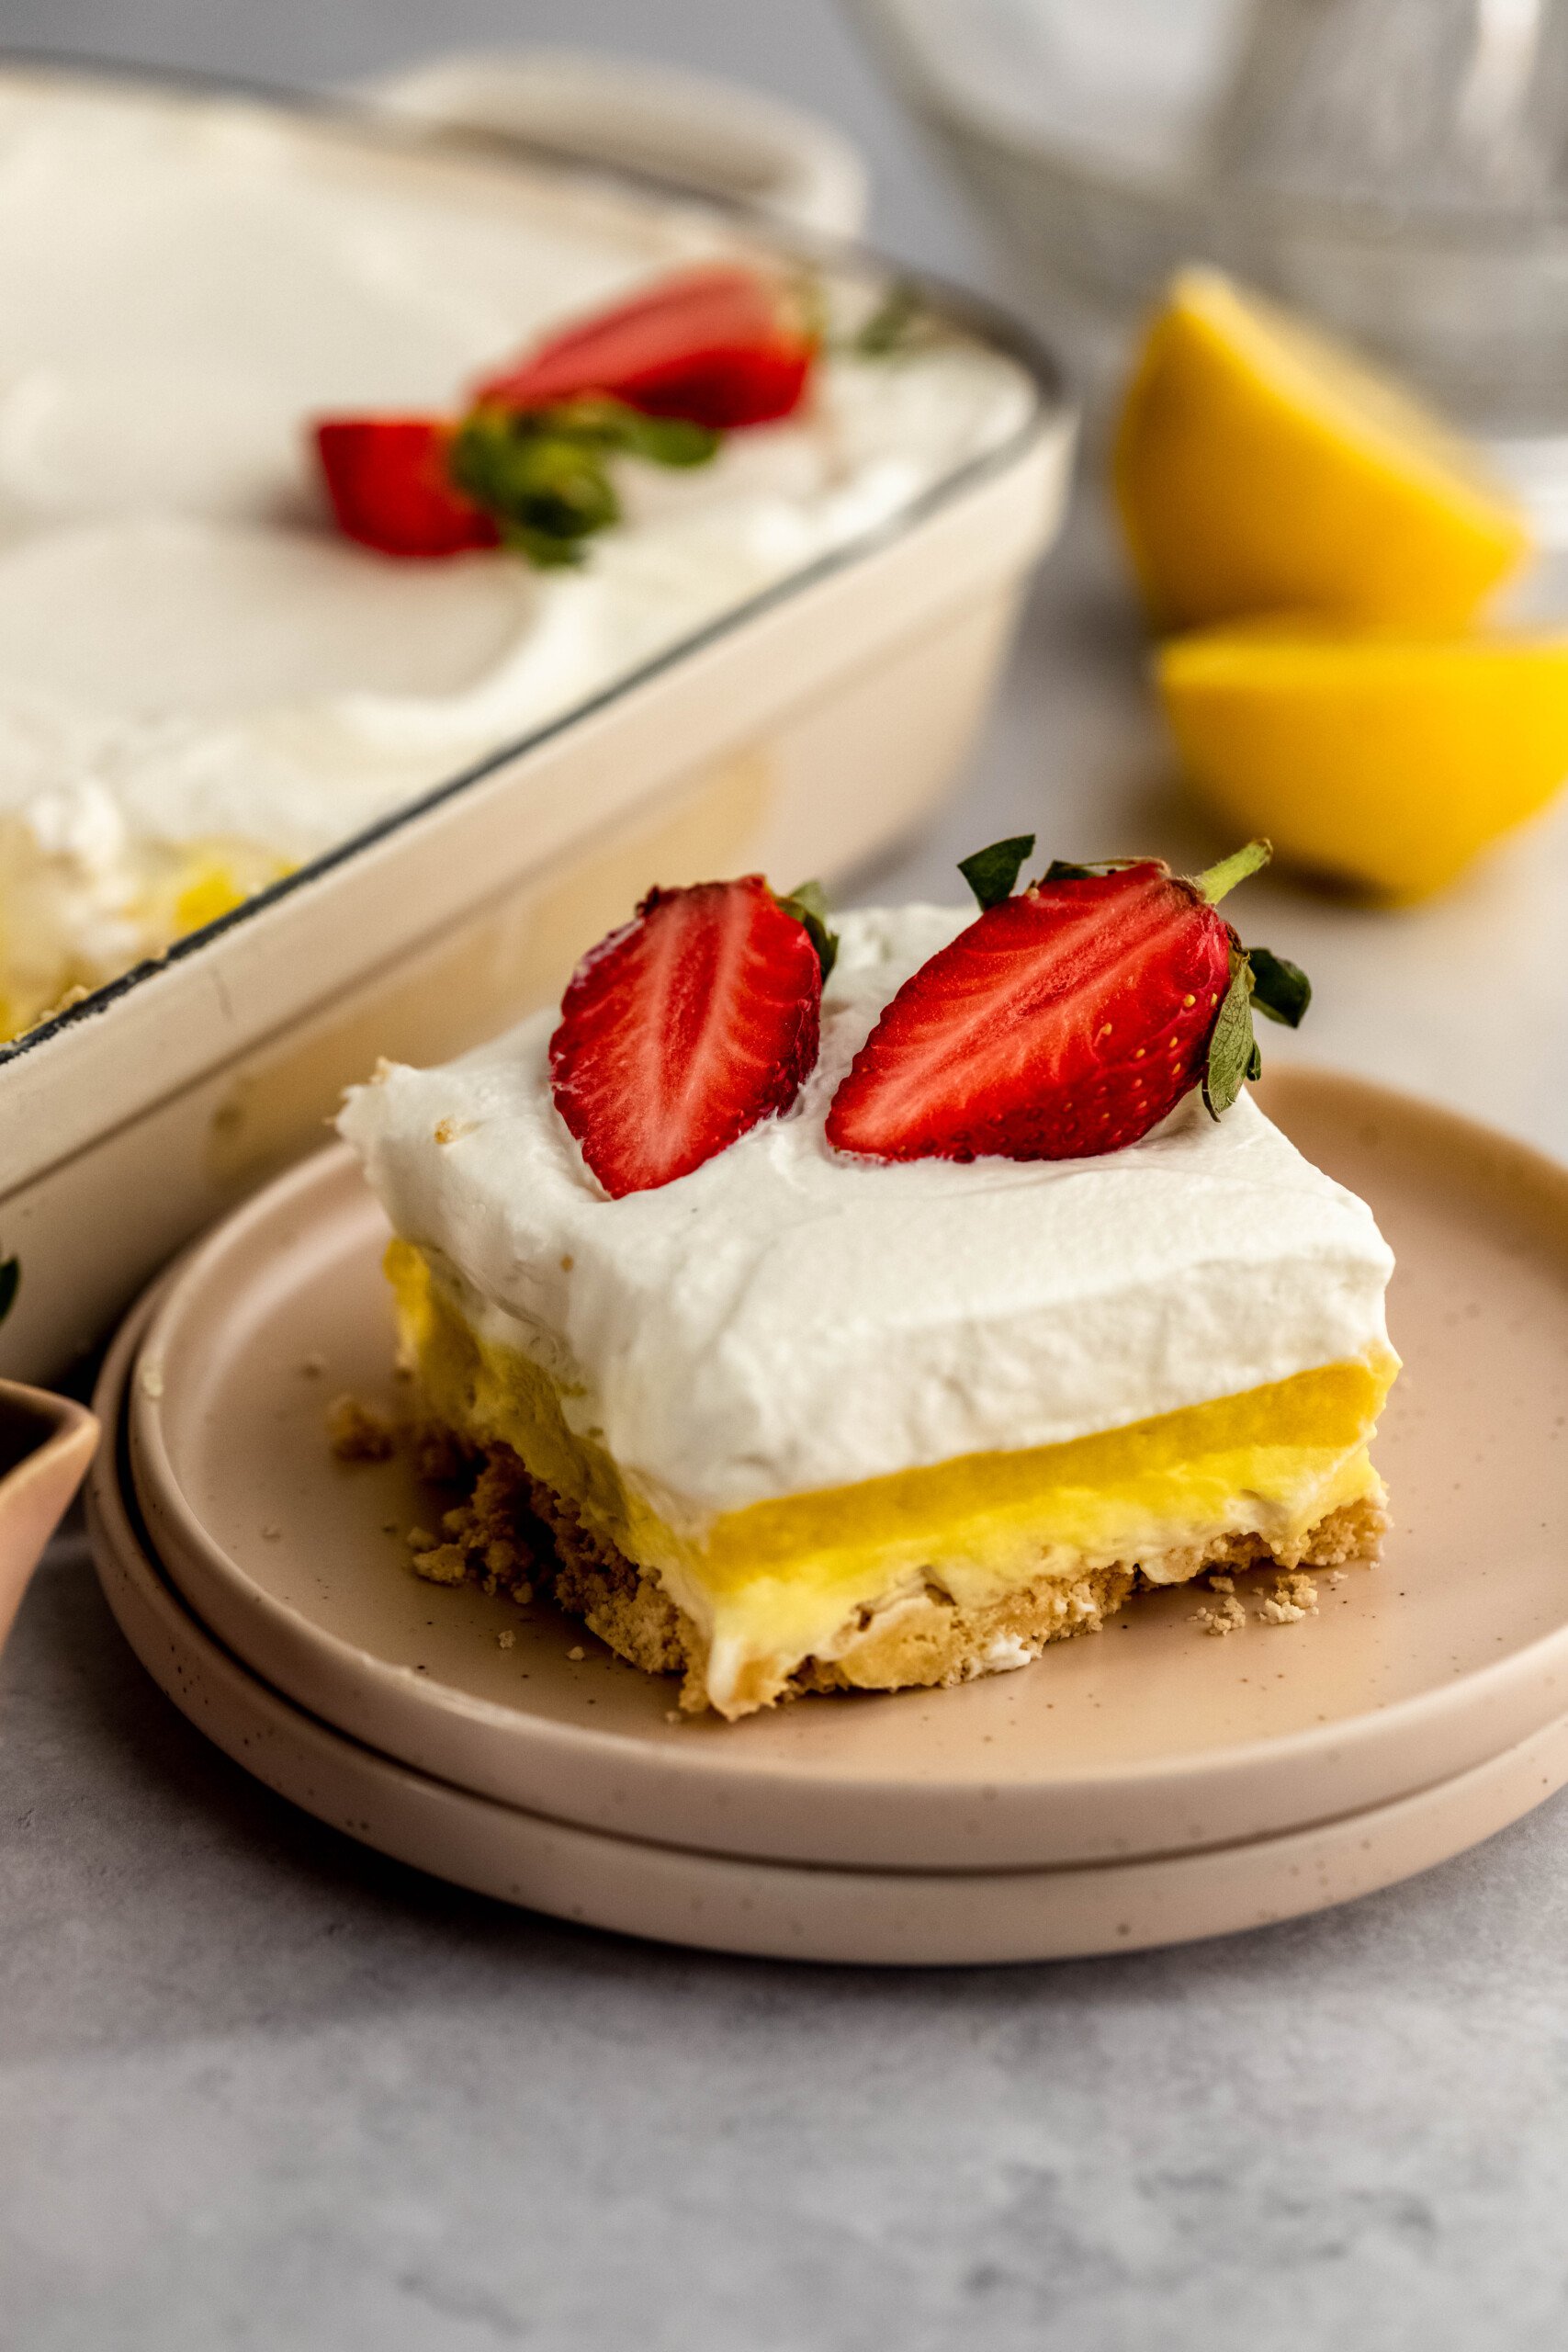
[386,1259,1394,1721]
[340,839,1399,1722]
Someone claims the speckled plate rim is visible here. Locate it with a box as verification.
[86,1310,1568,1965]
[100,1066,1568,1870]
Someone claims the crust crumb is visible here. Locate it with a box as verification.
[1258,1570,1319,1625]
[412,1543,468,1586]
[326,1394,396,1463]
[1194,1595,1247,1636]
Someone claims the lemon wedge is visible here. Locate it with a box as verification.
[1115,269,1530,631]
[1158,622,1568,899]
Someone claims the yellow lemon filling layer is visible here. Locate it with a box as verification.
[389,1241,1397,1678]
[0,833,290,1042]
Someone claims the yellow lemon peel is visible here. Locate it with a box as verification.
[1159,621,1568,899]
[1115,268,1529,631]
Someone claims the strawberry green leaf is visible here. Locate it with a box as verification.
[1202,947,1258,1120]
[1247,945,1312,1028]
[506,524,591,569]
[958,835,1035,910]
[579,404,720,467]
[452,411,619,556]
[0,1255,17,1328]
[777,879,839,980]
[852,281,926,357]
[450,399,718,570]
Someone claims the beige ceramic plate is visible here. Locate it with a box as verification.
[117,1067,1568,1871]
[86,1305,1568,1964]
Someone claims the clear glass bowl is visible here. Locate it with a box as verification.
[854,0,1568,451]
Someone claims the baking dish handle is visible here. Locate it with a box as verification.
[355,48,870,240]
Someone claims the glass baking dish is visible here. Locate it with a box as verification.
[0,56,1073,1379]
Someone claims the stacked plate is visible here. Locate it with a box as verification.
[86,1069,1568,1964]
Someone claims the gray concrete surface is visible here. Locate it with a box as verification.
[5,5,1568,2346]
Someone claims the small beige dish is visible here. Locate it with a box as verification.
[82,1065,1568,1959]
[0,1378,97,1655]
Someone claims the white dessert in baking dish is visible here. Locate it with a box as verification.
[0,73,1032,1040]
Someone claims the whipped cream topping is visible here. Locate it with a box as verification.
[0,73,1033,1034]
[340,905,1395,1528]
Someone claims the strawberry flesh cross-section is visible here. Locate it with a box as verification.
[313,418,500,557]
[472,265,817,429]
[827,840,1304,1164]
[549,876,826,1198]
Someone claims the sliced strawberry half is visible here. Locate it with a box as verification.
[472,265,816,429]
[549,876,828,1197]
[826,839,1308,1164]
[314,417,500,557]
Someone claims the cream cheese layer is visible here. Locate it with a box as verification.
[0,72,1033,1032]
[340,905,1396,1531]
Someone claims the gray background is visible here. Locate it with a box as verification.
[6,5,1568,2347]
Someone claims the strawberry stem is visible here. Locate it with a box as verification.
[1193,839,1271,906]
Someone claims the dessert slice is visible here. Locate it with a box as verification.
[339,850,1396,1720]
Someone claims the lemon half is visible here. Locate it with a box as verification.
[1116,270,1529,631]
[1159,622,1568,900]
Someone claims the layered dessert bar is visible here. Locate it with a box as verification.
[341,843,1396,1719]
[0,69,1032,1038]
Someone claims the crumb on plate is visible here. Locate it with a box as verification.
[326,1393,396,1463]
[1258,1571,1319,1625]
